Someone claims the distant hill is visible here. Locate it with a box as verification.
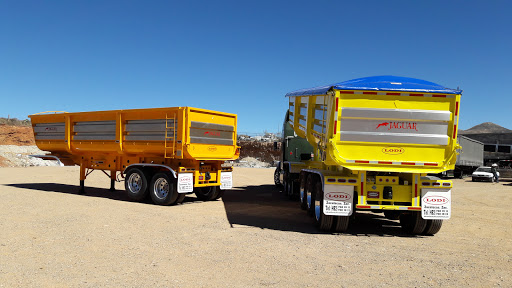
[460,122,512,134]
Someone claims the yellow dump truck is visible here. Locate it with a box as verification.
[29,107,239,205]
[277,76,461,235]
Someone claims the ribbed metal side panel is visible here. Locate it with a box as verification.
[190,121,234,145]
[339,107,451,145]
[124,119,175,141]
[34,122,65,140]
[73,120,116,141]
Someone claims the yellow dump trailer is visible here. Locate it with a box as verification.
[29,107,239,205]
[277,76,461,235]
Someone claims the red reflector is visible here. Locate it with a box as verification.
[348,179,357,183]
[422,182,431,186]
[378,161,393,165]
[290,152,293,155]
[402,162,415,165]
[453,125,457,139]
[443,183,451,187]
[334,121,337,135]
[343,91,354,94]
[338,179,346,183]
[335,98,339,111]
[455,102,459,116]
[408,207,422,211]
[355,160,369,164]
[357,205,371,209]
[424,163,438,166]
[327,178,335,183]
[385,179,389,182]
[433,182,441,187]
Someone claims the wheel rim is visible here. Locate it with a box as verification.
[127,173,142,193]
[153,178,169,199]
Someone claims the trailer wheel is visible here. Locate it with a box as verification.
[422,220,443,235]
[274,168,281,186]
[400,212,427,235]
[195,186,218,201]
[125,168,149,201]
[313,182,334,231]
[332,216,350,233]
[306,174,315,216]
[299,174,308,210]
[149,173,179,205]
[283,171,289,195]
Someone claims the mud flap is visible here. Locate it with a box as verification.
[421,188,451,220]
[323,184,354,216]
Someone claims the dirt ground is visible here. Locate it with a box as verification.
[0,167,511,287]
[0,125,35,146]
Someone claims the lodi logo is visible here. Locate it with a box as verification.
[208,146,217,152]
[325,192,351,201]
[376,121,418,131]
[179,176,192,183]
[382,147,405,155]
[424,196,449,205]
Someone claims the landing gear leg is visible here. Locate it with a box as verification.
[110,171,116,191]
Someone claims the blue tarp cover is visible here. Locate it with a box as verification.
[285,75,462,97]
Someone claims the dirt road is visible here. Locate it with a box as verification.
[1,167,511,287]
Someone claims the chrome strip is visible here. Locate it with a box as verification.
[341,107,451,121]
[340,131,449,145]
[339,119,448,135]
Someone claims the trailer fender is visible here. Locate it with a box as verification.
[123,164,177,178]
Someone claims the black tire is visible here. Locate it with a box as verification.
[422,219,443,235]
[384,211,401,220]
[194,186,219,201]
[313,181,334,231]
[472,178,476,182]
[176,193,186,204]
[306,174,315,216]
[332,216,350,233]
[283,171,289,195]
[274,168,281,186]
[400,212,427,235]
[149,172,179,205]
[299,174,308,210]
[125,168,149,201]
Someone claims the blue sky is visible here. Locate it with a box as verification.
[1,1,510,134]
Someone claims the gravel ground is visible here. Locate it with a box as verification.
[0,167,511,287]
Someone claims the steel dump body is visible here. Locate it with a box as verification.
[29,107,239,194]
[287,88,460,173]
[279,76,462,234]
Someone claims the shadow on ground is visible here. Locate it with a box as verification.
[4,183,196,205]
[222,184,418,237]
[6,182,418,237]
